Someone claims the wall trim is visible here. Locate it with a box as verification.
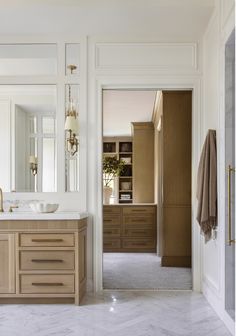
[88,75,203,293]
[202,279,235,335]
[94,42,198,73]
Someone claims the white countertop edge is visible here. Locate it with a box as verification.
[0,211,89,221]
[103,203,157,206]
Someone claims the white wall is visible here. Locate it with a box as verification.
[0,2,232,325]
[201,0,235,334]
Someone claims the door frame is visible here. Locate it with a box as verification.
[91,77,203,292]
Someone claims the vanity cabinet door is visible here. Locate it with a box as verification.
[0,234,15,293]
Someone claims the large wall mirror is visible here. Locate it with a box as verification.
[0,85,57,192]
[0,42,80,193]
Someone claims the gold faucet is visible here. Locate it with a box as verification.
[0,188,4,212]
[9,205,19,213]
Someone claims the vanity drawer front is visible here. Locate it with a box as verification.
[103,238,121,250]
[20,251,75,271]
[122,238,156,250]
[103,206,121,215]
[123,226,155,237]
[103,216,120,225]
[103,226,120,237]
[20,274,74,294]
[123,206,156,215]
[123,216,154,225]
[20,234,74,247]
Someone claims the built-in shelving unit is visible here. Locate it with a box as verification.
[103,137,133,203]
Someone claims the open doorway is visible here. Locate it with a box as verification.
[102,89,192,289]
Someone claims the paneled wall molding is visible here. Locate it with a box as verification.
[94,42,198,74]
[202,0,235,333]
[203,275,221,297]
[202,278,235,335]
[220,0,235,30]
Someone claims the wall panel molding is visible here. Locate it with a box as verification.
[94,42,198,73]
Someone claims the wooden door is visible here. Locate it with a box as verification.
[0,234,15,293]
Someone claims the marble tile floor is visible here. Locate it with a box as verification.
[103,253,192,290]
[0,291,232,336]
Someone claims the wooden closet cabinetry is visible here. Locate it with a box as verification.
[103,205,156,252]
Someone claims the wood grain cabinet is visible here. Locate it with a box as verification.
[103,205,156,252]
[0,218,87,305]
[132,122,154,203]
[0,234,15,294]
[161,91,192,267]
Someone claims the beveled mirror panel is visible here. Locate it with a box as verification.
[0,85,57,192]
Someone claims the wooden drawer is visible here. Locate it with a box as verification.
[103,238,121,250]
[103,226,120,237]
[123,206,156,215]
[103,216,120,225]
[19,251,75,271]
[123,226,155,237]
[20,234,74,247]
[20,274,74,294]
[103,206,121,215]
[122,238,156,249]
[123,216,154,225]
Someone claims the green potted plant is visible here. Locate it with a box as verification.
[103,156,124,204]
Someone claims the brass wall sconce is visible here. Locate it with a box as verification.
[29,156,38,176]
[65,74,79,156]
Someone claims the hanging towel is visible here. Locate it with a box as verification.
[196,129,217,242]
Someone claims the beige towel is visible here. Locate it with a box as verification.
[197,130,217,242]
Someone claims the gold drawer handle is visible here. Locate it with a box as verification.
[31,259,63,263]
[104,219,112,222]
[125,230,147,234]
[32,282,64,286]
[31,239,64,243]
[132,209,146,212]
[131,219,146,222]
[104,231,113,234]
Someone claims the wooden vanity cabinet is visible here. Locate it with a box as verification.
[0,234,15,294]
[103,205,156,252]
[0,218,87,305]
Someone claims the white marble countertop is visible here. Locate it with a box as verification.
[104,203,157,206]
[0,211,88,221]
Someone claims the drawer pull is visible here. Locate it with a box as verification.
[105,231,113,234]
[31,259,63,263]
[32,282,64,287]
[132,209,146,212]
[126,230,147,234]
[104,219,112,222]
[31,239,64,243]
[131,219,146,222]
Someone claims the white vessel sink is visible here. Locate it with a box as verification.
[29,202,59,213]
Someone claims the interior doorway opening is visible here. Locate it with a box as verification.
[102,89,192,290]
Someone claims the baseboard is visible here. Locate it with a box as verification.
[161,256,191,267]
[202,278,235,335]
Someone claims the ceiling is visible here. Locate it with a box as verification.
[103,90,158,137]
[0,0,215,39]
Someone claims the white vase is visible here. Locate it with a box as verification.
[103,186,112,204]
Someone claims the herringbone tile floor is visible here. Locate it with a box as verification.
[0,291,232,336]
